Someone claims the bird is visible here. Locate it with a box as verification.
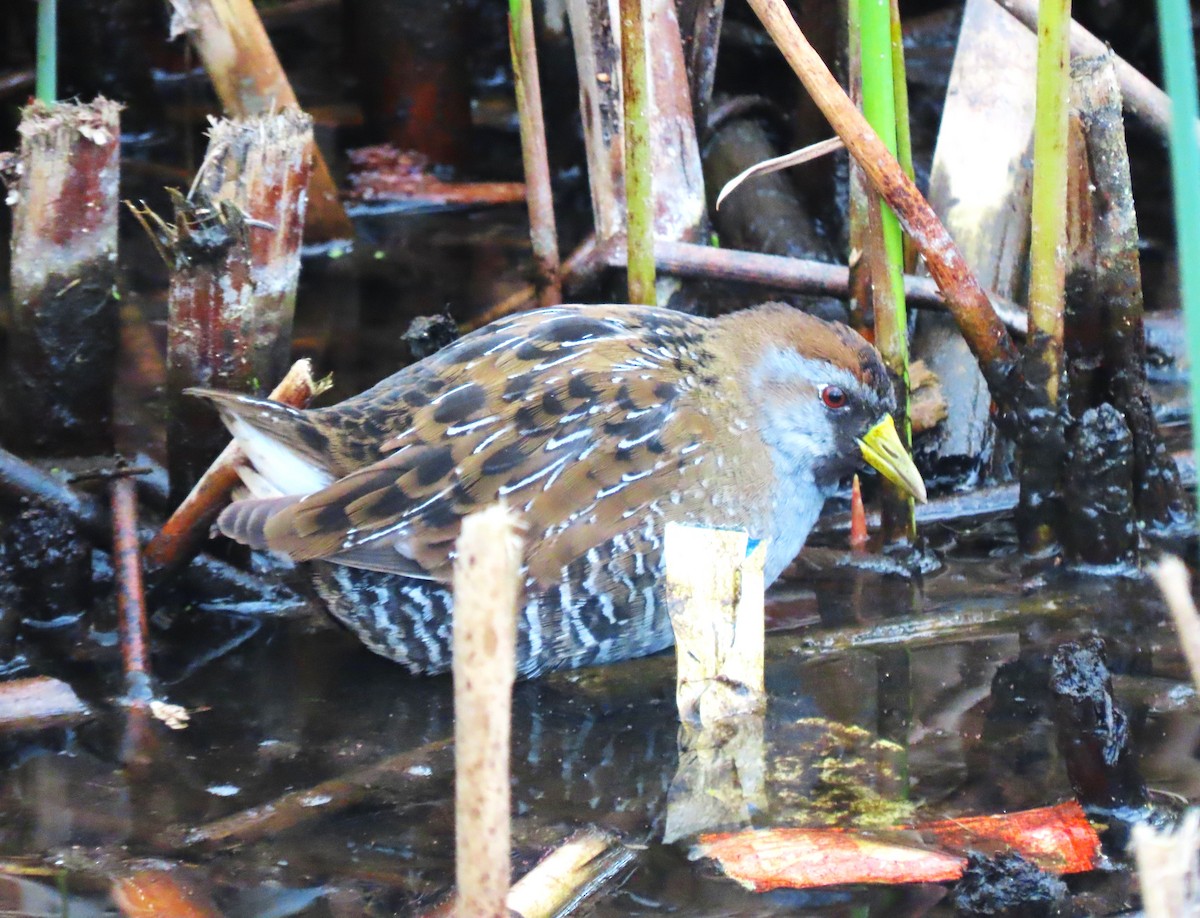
[195,302,926,678]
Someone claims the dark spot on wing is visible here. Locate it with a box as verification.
[481,442,528,476]
[516,339,556,361]
[447,333,515,364]
[503,372,536,402]
[539,315,619,342]
[402,389,430,408]
[298,423,329,454]
[416,445,456,486]
[432,384,486,424]
[568,375,598,401]
[541,390,565,416]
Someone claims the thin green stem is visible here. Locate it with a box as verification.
[620,0,656,305]
[1156,0,1200,528]
[859,0,913,541]
[1019,0,1070,556]
[888,0,916,271]
[1028,0,1070,407]
[36,0,57,103]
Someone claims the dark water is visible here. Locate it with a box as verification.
[1,539,1192,915]
[1,204,1194,915]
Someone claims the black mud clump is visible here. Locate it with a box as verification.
[1,503,92,627]
[1063,404,1136,567]
[403,313,460,361]
[952,851,1070,917]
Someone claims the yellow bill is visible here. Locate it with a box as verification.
[858,414,927,504]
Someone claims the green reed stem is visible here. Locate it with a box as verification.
[620,0,656,305]
[36,0,57,103]
[1156,0,1200,526]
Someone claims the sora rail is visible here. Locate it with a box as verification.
[197,302,926,677]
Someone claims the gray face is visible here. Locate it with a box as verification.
[749,346,894,493]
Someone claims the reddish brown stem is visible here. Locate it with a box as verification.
[111,476,151,706]
[145,359,323,575]
[744,0,1022,420]
[170,0,353,243]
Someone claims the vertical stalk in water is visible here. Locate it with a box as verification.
[620,0,656,305]
[1019,0,1070,556]
[859,0,914,542]
[1156,0,1200,526]
[36,0,56,103]
[888,0,916,272]
[509,0,562,307]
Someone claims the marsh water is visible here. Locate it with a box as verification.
[0,203,1194,916]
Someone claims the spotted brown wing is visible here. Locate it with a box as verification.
[231,305,721,585]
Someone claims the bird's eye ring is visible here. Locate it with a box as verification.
[820,385,848,410]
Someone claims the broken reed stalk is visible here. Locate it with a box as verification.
[169,0,353,244]
[620,0,655,305]
[744,0,1022,420]
[111,476,152,707]
[1018,0,1071,557]
[506,829,635,918]
[163,111,312,503]
[144,359,325,576]
[1156,0,1200,523]
[1074,54,1190,530]
[4,98,121,457]
[684,0,725,133]
[509,0,562,307]
[663,524,767,725]
[179,737,454,851]
[453,504,525,917]
[1149,556,1200,693]
[859,0,915,544]
[0,676,89,733]
[1133,810,1200,918]
[35,0,56,102]
[997,0,1176,139]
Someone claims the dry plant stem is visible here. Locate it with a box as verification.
[506,829,633,918]
[1074,55,1190,529]
[1149,556,1200,692]
[684,0,725,133]
[144,359,321,575]
[995,0,1174,138]
[663,524,767,725]
[509,0,562,306]
[648,241,1028,330]
[111,868,223,918]
[565,0,706,306]
[453,505,525,918]
[179,737,454,850]
[744,0,1021,418]
[169,0,353,243]
[1018,0,1071,557]
[621,0,655,305]
[111,477,152,706]
[4,98,121,457]
[0,677,89,732]
[1132,810,1200,918]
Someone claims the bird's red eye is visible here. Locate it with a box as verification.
[821,385,848,410]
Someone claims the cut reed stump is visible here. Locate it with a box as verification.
[662,525,768,843]
[453,504,525,917]
[1072,55,1191,531]
[155,111,312,503]
[167,0,353,244]
[2,98,121,457]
